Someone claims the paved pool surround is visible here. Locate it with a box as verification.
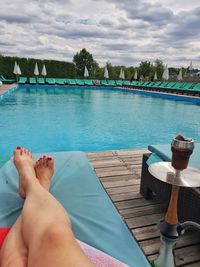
[0,85,18,101]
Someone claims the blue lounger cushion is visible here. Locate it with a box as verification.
[0,151,150,267]
[148,143,200,169]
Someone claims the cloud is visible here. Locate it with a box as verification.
[0,0,200,67]
[0,14,33,24]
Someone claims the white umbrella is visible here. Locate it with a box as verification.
[41,64,47,76]
[177,68,182,81]
[119,68,123,79]
[189,61,193,71]
[162,65,169,80]
[134,69,138,80]
[154,71,157,80]
[17,64,21,75]
[84,66,89,78]
[34,62,39,76]
[122,70,125,80]
[104,66,109,79]
[13,61,18,75]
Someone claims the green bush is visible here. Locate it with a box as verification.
[0,55,76,79]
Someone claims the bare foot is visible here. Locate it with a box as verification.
[35,156,54,191]
[13,147,36,198]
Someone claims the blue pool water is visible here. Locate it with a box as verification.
[1,86,200,164]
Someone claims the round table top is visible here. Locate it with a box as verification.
[149,162,200,187]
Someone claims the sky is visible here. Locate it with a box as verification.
[0,0,200,68]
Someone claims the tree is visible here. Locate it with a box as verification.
[154,59,164,80]
[73,48,98,77]
[138,61,152,78]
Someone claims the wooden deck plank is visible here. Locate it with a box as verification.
[87,148,200,267]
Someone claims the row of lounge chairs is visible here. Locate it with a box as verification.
[16,77,200,95]
[18,77,127,86]
[131,81,200,93]
[2,75,200,94]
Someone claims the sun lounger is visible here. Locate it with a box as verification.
[18,77,27,84]
[140,143,200,224]
[123,81,130,86]
[100,80,108,86]
[84,79,94,86]
[107,80,116,86]
[182,83,195,90]
[37,78,45,85]
[0,152,150,267]
[55,78,66,85]
[0,75,15,84]
[193,83,200,91]
[67,79,77,85]
[141,82,150,86]
[116,80,124,86]
[46,78,55,85]
[29,77,37,84]
[76,79,85,86]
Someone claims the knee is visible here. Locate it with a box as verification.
[41,222,73,247]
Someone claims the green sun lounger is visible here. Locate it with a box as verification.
[84,79,94,86]
[29,77,37,84]
[46,78,56,85]
[37,78,45,85]
[107,80,116,86]
[116,80,124,86]
[193,83,200,92]
[76,79,85,86]
[18,77,27,84]
[0,75,15,84]
[100,80,108,86]
[181,83,195,90]
[123,81,130,86]
[67,79,77,85]
[55,79,66,85]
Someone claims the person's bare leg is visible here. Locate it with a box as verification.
[0,216,27,267]
[0,147,30,267]
[0,153,54,267]
[35,155,54,191]
[14,147,94,267]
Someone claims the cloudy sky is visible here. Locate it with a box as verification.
[0,0,200,67]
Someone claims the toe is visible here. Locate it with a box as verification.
[42,156,47,166]
[47,157,54,169]
[14,146,22,156]
[35,160,39,167]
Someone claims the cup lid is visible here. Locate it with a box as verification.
[171,134,194,149]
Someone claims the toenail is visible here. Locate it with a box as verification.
[47,157,52,160]
[16,146,21,150]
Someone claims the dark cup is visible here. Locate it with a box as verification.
[171,135,194,170]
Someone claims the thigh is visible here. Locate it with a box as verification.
[0,251,27,267]
[0,217,27,267]
[27,225,94,267]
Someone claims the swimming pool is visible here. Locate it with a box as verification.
[1,86,200,165]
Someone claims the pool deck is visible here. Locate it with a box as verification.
[0,84,17,95]
[86,148,200,267]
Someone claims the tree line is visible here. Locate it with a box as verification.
[0,55,76,79]
[0,49,194,80]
